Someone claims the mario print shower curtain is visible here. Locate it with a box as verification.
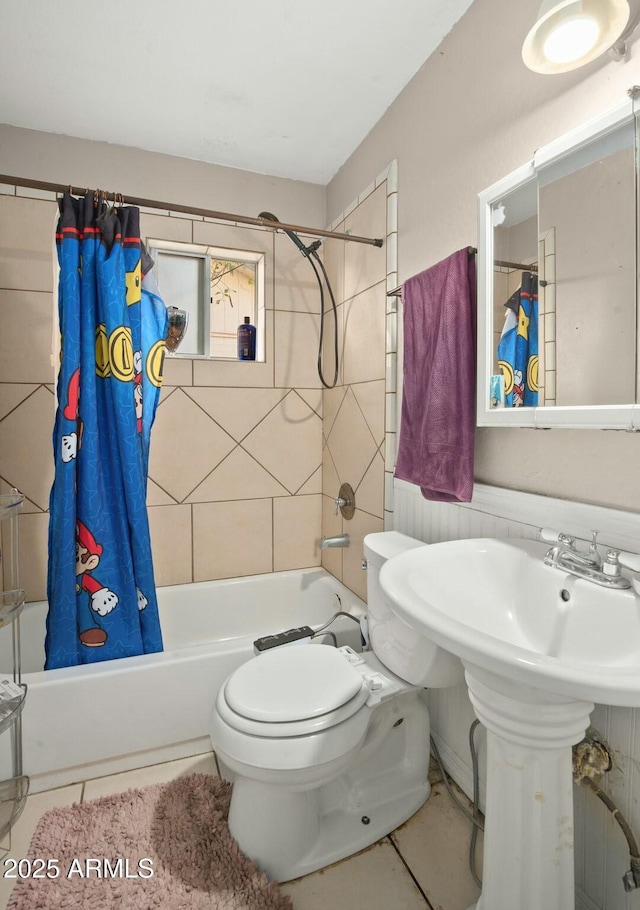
[46,194,167,669]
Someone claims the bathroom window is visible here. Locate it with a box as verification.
[147,239,265,360]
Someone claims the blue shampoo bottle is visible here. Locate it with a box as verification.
[237,316,256,361]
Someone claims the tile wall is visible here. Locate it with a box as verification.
[320,164,398,600]
[0,185,325,601]
[0,165,397,606]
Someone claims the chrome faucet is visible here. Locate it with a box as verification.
[320,534,350,550]
[541,528,631,589]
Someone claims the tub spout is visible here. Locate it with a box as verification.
[320,534,350,550]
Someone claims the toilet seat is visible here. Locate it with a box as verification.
[217,645,370,738]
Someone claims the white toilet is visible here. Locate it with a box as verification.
[209,531,464,882]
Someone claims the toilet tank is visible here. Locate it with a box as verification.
[363,532,464,689]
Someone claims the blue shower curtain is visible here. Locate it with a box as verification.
[46,194,167,670]
[497,271,539,407]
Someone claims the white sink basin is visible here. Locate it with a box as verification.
[379,537,640,707]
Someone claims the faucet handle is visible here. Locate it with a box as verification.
[603,549,622,577]
[540,528,575,546]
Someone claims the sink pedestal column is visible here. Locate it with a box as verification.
[464,666,594,910]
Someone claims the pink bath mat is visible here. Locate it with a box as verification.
[7,773,292,909]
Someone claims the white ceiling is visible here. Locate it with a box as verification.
[0,0,474,185]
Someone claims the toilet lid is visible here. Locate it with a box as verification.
[224,646,365,723]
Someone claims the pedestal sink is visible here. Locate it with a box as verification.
[379,537,640,910]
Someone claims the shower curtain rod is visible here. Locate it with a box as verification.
[386,248,538,297]
[0,174,385,249]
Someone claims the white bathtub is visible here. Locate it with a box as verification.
[3,569,365,793]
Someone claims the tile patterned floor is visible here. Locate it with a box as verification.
[0,753,482,910]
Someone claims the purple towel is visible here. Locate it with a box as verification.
[394,248,476,503]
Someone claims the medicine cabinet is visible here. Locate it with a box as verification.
[477,93,640,429]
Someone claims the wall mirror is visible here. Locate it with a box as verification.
[477,96,640,429]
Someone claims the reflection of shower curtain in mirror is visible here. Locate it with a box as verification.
[497,272,538,407]
[46,194,167,670]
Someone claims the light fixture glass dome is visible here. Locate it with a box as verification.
[522,0,630,74]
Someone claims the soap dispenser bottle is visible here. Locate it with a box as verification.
[237,316,256,361]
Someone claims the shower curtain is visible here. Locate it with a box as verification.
[497,271,539,407]
[46,194,167,670]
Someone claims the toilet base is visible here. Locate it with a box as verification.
[230,776,430,882]
[224,691,431,882]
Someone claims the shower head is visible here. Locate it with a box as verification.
[258,211,320,258]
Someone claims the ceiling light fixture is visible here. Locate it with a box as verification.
[522,0,632,73]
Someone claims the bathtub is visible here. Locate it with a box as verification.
[2,569,365,793]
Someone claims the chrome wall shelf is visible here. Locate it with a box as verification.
[0,491,29,840]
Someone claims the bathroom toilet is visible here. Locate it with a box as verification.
[209,531,464,882]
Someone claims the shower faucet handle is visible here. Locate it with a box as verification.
[334,483,356,520]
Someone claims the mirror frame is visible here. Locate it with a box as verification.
[477,97,639,430]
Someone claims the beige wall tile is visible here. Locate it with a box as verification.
[146,479,176,506]
[274,233,321,313]
[273,494,322,571]
[274,311,321,389]
[296,388,322,418]
[148,504,193,586]
[322,443,340,501]
[325,389,378,490]
[0,384,39,421]
[0,386,55,510]
[344,185,387,301]
[354,450,385,519]
[351,380,386,446]
[243,392,322,494]
[185,387,287,442]
[19,511,49,602]
[148,389,236,502]
[343,284,386,385]
[162,356,193,387]
[193,221,273,259]
[0,290,55,384]
[141,213,192,244]
[187,446,288,502]
[193,358,274,388]
[0,196,57,293]
[322,385,347,438]
[298,465,322,495]
[342,509,383,601]
[321,494,343,579]
[193,499,272,581]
